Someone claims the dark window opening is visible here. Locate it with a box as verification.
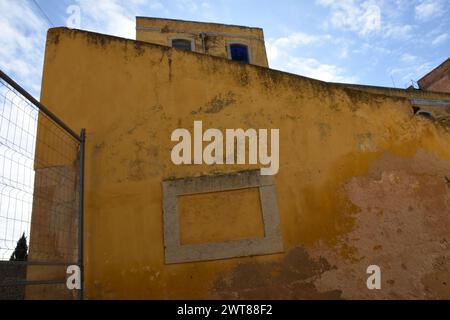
[172,39,192,51]
[416,110,433,119]
[230,44,249,64]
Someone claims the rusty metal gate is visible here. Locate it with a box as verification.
[0,70,84,300]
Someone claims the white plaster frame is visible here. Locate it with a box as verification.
[162,170,283,264]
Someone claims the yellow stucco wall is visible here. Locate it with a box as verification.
[39,27,450,299]
[136,17,269,67]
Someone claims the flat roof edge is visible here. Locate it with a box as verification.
[135,16,263,31]
[48,28,450,102]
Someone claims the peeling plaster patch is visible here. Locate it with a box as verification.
[192,92,236,114]
[368,149,450,179]
[282,114,302,121]
[356,133,376,152]
[128,140,158,181]
[234,67,250,86]
[310,150,450,299]
[318,123,331,141]
[329,103,341,112]
[421,254,450,299]
[213,247,342,299]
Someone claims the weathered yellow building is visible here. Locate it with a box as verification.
[35,17,450,299]
[136,17,269,67]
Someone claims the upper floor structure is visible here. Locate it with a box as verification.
[136,17,269,67]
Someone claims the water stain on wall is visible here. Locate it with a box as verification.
[213,247,342,299]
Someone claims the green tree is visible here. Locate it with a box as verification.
[10,233,28,261]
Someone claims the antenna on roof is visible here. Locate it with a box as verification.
[390,75,397,88]
[410,79,419,89]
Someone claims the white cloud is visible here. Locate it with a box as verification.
[177,0,199,12]
[431,32,448,46]
[151,2,165,11]
[174,0,216,21]
[353,42,391,55]
[0,1,47,98]
[317,0,381,36]
[284,56,358,83]
[338,46,349,59]
[271,32,323,47]
[0,0,168,97]
[176,0,211,13]
[267,33,357,83]
[383,24,414,40]
[75,0,137,39]
[415,0,443,21]
[267,32,330,61]
[400,53,417,63]
[317,0,420,41]
[73,0,169,39]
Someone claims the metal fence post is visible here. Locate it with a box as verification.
[78,128,86,300]
[1,70,84,299]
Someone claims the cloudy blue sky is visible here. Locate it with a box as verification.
[1,0,449,98]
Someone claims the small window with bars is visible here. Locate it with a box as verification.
[171,39,193,51]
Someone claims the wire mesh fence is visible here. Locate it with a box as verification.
[0,70,84,300]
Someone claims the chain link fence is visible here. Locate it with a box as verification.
[0,70,84,300]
